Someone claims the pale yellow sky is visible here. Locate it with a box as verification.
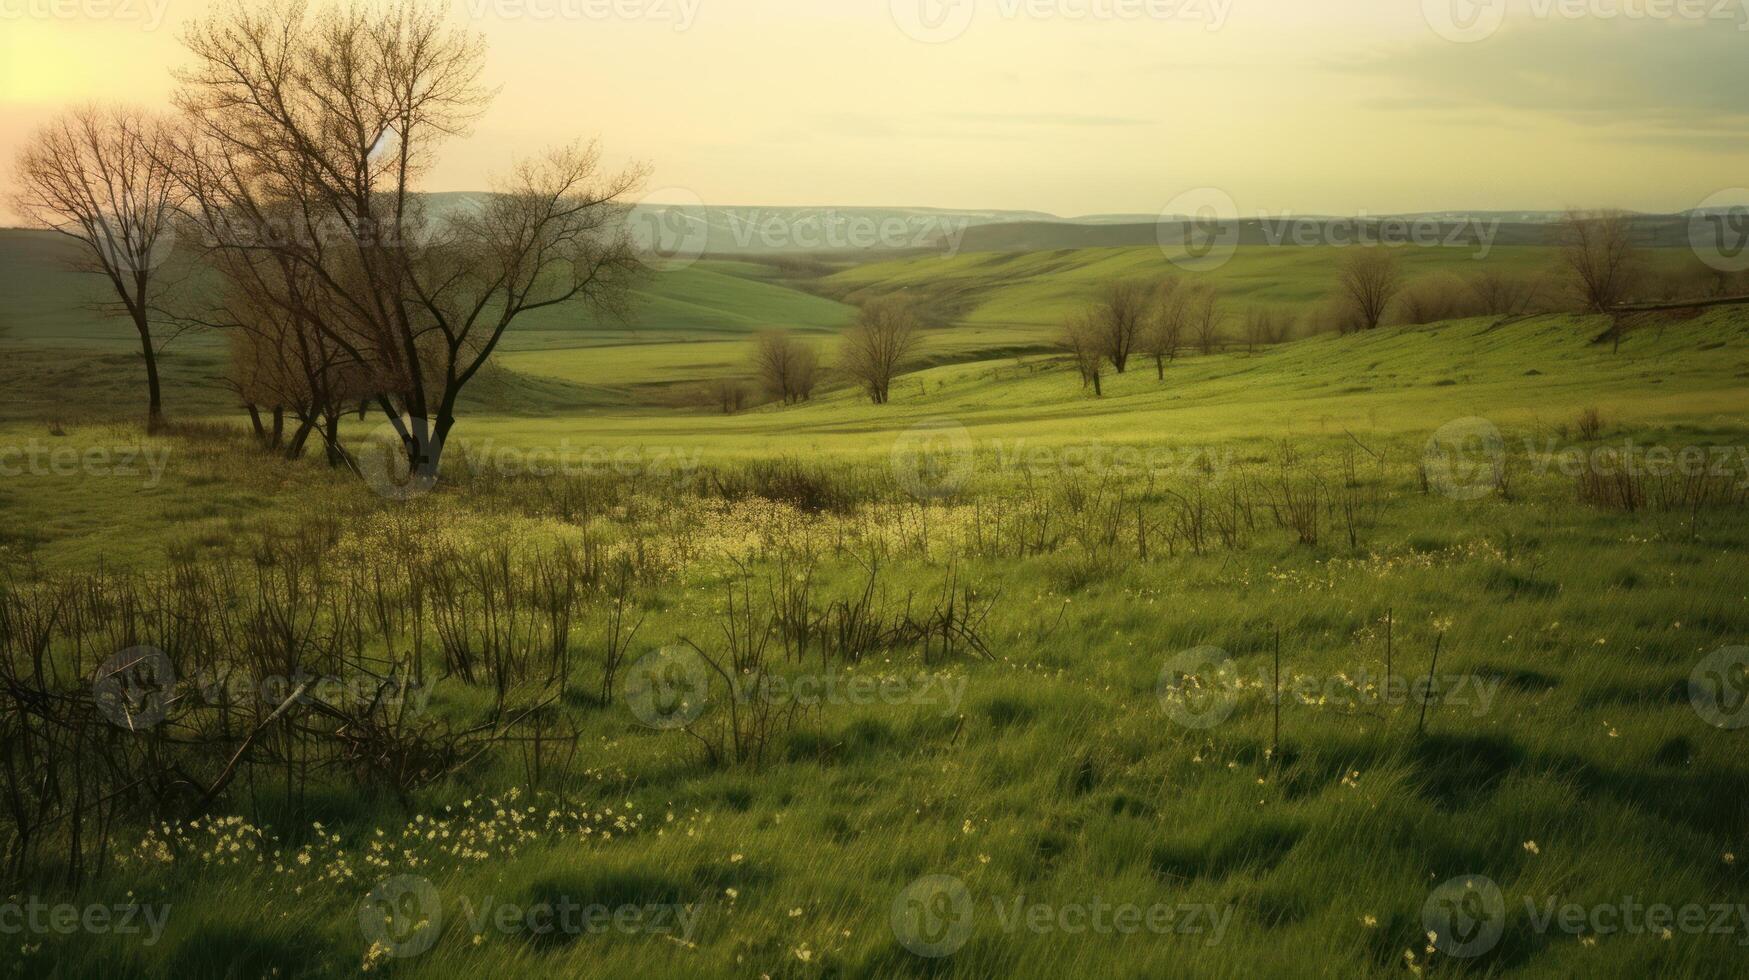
[3,0,1745,220]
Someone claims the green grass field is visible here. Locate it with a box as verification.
[3,234,1749,979]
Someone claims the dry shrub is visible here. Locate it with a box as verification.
[1392,275,1485,325]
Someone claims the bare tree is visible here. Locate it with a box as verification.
[1465,270,1543,316]
[1391,275,1481,326]
[1143,277,1188,379]
[173,0,645,481]
[1335,248,1403,331]
[840,297,921,405]
[1558,209,1646,313]
[705,378,748,414]
[1093,280,1150,373]
[752,331,817,405]
[1059,313,1103,396]
[11,106,185,430]
[1188,286,1225,355]
[1241,307,1291,352]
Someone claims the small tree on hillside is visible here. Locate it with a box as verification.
[706,378,748,414]
[1143,277,1188,379]
[1558,209,1645,313]
[1060,313,1104,397]
[11,106,185,431]
[752,331,817,405]
[1465,270,1543,316]
[1094,280,1150,373]
[1336,248,1403,331]
[840,297,921,405]
[1188,286,1225,355]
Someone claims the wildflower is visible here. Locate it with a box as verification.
[1361,915,1378,928]
[1522,841,1540,855]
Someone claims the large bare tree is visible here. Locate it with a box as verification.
[172,0,645,481]
[840,296,921,405]
[1335,248,1402,331]
[1558,209,1645,313]
[11,106,185,431]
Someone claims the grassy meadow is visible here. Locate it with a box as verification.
[3,230,1749,980]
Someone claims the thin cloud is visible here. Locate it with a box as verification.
[1339,19,1749,149]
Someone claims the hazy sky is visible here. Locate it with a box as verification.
[3,0,1745,220]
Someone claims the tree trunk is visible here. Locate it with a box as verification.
[1092,372,1102,397]
[285,415,316,460]
[246,404,266,444]
[1154,355,1165,380]
[271,408,285,450]
[324,411,344,467]
[135,315,164,433]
